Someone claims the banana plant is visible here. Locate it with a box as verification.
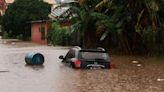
[69,0,113,48]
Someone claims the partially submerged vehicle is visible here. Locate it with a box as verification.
[59,46,111,69]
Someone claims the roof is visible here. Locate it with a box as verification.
[80,49,107,53]
[55,0,78,4]
[71,46,107,53]
[49,0,78,20]
[30,20,52,23]
[51,6,70,17]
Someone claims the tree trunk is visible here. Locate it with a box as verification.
[83,29,98,48]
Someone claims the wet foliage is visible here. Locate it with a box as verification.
[52,0,164,56]
[1,0,51,40]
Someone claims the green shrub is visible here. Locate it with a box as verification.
[48,22,70,46]
[16,34,23,40]
[2,31,9,39]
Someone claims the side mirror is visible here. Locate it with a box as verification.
[59,55,64,59]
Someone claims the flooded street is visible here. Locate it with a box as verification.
[0,39,164,92]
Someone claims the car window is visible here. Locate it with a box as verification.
[79,52,109,60]
[65,49,76,59]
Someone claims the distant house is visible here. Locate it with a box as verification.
[49,0,78,26]
[0,0,7,16]
[31,20,52,45]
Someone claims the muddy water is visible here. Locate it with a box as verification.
[0,40,164,92]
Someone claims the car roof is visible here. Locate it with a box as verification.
[80,49,107,53]
[71,46,107,53]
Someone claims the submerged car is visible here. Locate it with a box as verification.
[59,46,111,69]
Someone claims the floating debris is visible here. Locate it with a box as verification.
[132,61,142,67]
[136,64,142,67]
[132,60,139,64]
[25,52,44,65]
[157,78,164,82]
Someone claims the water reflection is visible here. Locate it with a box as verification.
[0,70,10,73]
[25,65,45,71]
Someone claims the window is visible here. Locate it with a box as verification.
[65,49,76,59]
[79,51,109,60]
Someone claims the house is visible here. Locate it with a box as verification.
[0,0,7,16]
[49,0,78,26]
[49,0,78,18]
[31,20,52,44]
[30,0,78,45]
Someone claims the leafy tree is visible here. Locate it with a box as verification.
[70,0,111,48]
[104,0,164,55]
[2,0,51,40]
[52,0,164,55]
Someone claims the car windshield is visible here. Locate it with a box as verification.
[79,51,109,60]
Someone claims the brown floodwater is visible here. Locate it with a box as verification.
[0,39,164,92]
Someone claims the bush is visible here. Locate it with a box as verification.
[48,22,70,46]
[2,31,10,39]
[48,22,82,46]
[16,34,23,40]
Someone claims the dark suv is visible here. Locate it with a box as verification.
[59,46,111,69]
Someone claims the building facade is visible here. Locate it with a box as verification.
[31,20,51,44]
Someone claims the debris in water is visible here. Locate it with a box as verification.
[132,60,139,64]
[136,64,142,67]
[157,78,164,82]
